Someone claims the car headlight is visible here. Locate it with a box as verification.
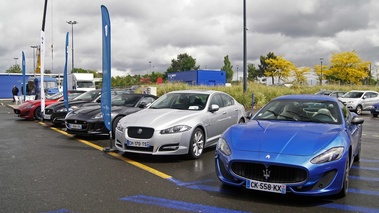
[217,137,232,156]
[26,105,34,109]
[347,100,356,104]
[57,107,67,112]
[311,146,344,164]
[160,125,191,134]
[116,122,124,132]
[93,112,103,119]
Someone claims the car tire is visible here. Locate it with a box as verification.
[355,105,362,115]
[34,106,42,120]
[187,127,204,159]
[112,116,123,138]
[336,157,350,198]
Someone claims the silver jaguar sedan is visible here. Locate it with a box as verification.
[114,90,246,159]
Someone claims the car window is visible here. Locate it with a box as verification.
[221,94,234,107]
[210,94,224,108]
[254,99,342,124]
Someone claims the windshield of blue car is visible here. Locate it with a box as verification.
[149,93,209,110]
[253,100,342,124]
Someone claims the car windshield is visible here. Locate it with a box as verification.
[254,99,342,124]
[46,92,63,100]
[149,93,209,110]
[343,92,363,98]
[111,94,142,107]
[73,90,101,101]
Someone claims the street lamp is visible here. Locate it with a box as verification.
[67,20,78,72]
[149,61,152,74]
[31,45,38,76]
[14,57,19,65]
[236,65,239,81]
[320,57,324,85]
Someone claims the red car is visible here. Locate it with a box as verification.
[14,91,84,120]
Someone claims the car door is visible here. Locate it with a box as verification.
[205,93,231,142]
[341,103,361,154]
[362,92,379,110]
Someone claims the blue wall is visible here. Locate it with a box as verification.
[167,70,226,86]
[0,74,32,99]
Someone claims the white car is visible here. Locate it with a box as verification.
[339,90,379,114]
[114,90,246,159]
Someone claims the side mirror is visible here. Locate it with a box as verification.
[209,104,219,112]
[138,102,147,108]
[351,116,364,125]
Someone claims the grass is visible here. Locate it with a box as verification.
[137,82,379,109]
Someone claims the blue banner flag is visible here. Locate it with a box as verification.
[63,32,69,111]
[22,51,26,101]
[101,5,112,131]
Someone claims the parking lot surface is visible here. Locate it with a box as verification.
[1,99,379,213]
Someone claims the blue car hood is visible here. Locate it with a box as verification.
[230,120,342,156]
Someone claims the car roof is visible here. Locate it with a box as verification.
[274,94,338,102]
[167,89,220,95]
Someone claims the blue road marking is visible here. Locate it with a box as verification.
[349,188,379,196]
[39,209,71,213]
[352,166,379,171]
[321,203,379,213]
[350,176,379,182]
[120,195,251,213]
[360,159,379,163]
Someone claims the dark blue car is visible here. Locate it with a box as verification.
[371,102,379,117]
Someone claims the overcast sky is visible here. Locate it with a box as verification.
[1,0,379,78]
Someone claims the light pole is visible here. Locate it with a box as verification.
[320,57,324,85]
[14,57,19,65]
[236,65,239,81]
[149,61,152,74]
[31,45,38,76]
[67,20,78,72]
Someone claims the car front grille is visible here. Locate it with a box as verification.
[231,162,307,184]
[127,127,154,139]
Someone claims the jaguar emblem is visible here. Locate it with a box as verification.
[137,128,143,134]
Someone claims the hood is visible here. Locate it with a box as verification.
[229,120,342,156]
[120,108,201,128]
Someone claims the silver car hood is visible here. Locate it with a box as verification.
[120,108,202,129]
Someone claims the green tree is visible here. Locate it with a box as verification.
[259,52,277,83]
[5,64,22,73]
[326,51,370,85]
[166,53,200,73]
[247,63,260,81]
[220,55,233,82]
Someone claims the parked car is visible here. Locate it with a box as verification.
[43,89,129,125]
[215,94,364,197]
[315,90,346,98]
[370,102,379,117]
[339,90,379,114]
[14,90,84,120]
[65,93,158,137]
[114,90,246,159]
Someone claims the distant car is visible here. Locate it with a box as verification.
[339,90,379,114]
[43,89,129,125]
[315,90,346,98]
[65,93,158,137]
[215,94,364,197]
[14,90,84,120]
[370,102,379,117]
[114,90,246,159]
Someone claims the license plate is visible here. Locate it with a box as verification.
[127,140,150,148]
[44,114,51,120]
[246,179,286,194]
[69,124,82,129]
